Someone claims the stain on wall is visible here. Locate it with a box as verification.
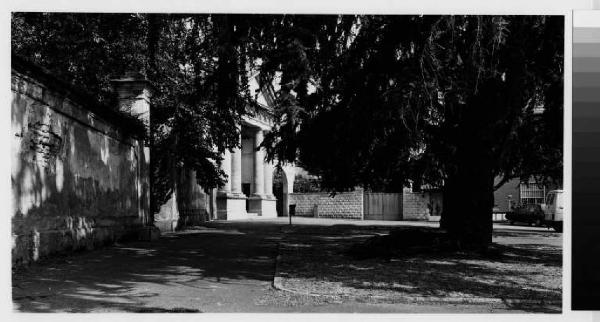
[28,120,63,167]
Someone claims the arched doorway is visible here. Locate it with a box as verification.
[273,167,288,217]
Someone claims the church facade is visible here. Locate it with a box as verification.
[154,75,297,231]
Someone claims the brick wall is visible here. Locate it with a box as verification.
[289,189,364,219]
[403,191,443,221]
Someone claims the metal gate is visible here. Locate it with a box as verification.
[364,192,403,221]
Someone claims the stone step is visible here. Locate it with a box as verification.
[247,213,259,217]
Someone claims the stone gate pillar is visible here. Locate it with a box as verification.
[111,72,159,239]
[112,72,152,130]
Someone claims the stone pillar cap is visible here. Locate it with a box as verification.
[110,72,155,95]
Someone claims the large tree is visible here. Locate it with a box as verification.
[259,15,564,250]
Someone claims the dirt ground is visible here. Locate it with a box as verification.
[275,223,561,312]
[12,218,562,313]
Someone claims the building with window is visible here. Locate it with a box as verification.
[493,177,557,214]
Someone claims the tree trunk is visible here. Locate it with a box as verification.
[440,95,496,250]
[441,150,494,250]
[438,72,512,251]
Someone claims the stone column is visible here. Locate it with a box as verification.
[248,128,276,217]
[264,162,274,198]
[216,130,247,220]
[230,133,244,196]
[219,150,232,193]
[252,129,265,197]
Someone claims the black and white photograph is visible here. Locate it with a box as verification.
[10,9,567,314]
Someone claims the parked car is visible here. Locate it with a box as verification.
[541,190,564,232]
[506,203,545,226]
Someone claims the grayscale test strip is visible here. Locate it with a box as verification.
[572,10,600,310]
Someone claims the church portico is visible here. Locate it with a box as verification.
[217,118,277,220]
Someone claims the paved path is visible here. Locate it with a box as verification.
[12,218,562,313]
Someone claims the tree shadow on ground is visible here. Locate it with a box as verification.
[275,224,562,313]
[12,221,288,312]
[492,229,562,239]
[13,220,561,313]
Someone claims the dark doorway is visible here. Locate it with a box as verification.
[242,183,251,211]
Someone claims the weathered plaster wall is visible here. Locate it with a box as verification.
[11,65,146,266]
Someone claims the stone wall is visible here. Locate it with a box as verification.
[11,57,148,266]
[288,189,364,220]
[402,190,443,221]
[317,190,364,219]
[289,188,448,222]
[288,193,320,217]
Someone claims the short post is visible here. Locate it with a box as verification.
[289,204,296,225]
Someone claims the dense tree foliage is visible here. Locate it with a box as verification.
[12,13,563,248]
[258,15,564,248]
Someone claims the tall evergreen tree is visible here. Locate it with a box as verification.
[259,15,563,249]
